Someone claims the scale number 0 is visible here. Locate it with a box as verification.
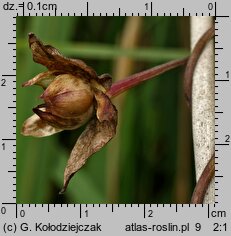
[1,207,6,214]
[208,2,214,10]
[19,209,25,217]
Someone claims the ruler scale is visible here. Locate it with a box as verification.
[0,0,231,235]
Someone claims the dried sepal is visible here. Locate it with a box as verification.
[22,70,61,89]
[60,111,117,194]
[33,105,93,130]
[94,89,117,122]
[97,73,112,91]
[59,91,117,193]
[28,33,98,80]
[21,114,63,137]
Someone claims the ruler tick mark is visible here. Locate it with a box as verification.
[2,138,16,141]
[87,1,89,16]
[216,143,229,146]
[215,79,229,81]
[2,75,16,77]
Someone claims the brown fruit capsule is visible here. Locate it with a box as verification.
[32,74,94,129]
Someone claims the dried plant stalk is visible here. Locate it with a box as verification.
[191,17,215,203]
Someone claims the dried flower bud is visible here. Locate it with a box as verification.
[21,33,118,193]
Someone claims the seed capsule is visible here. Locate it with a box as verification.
[33,74,94,129]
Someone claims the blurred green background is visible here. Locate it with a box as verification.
[17,16,194,204]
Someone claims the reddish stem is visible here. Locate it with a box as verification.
[107,58,188,98]
[190,154,215,204]
[184,25,215,108]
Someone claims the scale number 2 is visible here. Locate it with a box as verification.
[225,135,230,143]
[1,79,6,86]
[147,209,153,217]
